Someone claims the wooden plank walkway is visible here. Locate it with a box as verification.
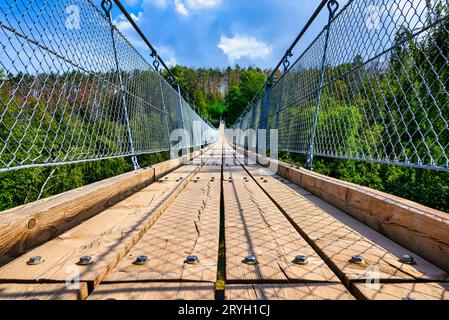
[102,159,221,283]
[0,161,210,288]
[225,283,353,300]
[89,143,224,300]
[223,164,339,282]
[88,283,215,300]
[0,283,88,300]
[240,163,449,299]
[0,128,448,300]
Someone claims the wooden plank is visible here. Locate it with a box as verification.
[225,283,354,300]
[0,283,88,300]
[248,153,449,274]
[88,282,215,300]
[0,167,155,266]
[103,161,221,283]
[223,164,339,282]
[244,166,449,283]
[352,282,449,300]
[0,163,205,285]
[0,143,216,266]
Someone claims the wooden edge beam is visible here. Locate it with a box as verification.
[0,282,89,300]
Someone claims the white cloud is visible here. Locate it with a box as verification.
[143,0,170,9]
[218,34,272,63]
[185,0,221,10]
[175,0,189,16]
[126,0,142,6]
[113,11,143,32]
[158,45,178,67]
[171,0,221,16]
[112,12,146,48]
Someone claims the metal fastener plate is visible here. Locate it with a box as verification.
[293,255,309,265]
[77,256,94,266]
[27,256,44,265]
[399,255,416,265]
[349,255,364,264]
[185,255,200,265]
[243,255,257,265]
[133,255,150,265]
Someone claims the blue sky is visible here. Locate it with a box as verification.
[107,0,349,69]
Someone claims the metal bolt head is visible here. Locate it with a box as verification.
[243,255,257,265]
[27,256,44,265]
[349,255,364,264]
[185,255,199,265]
[133,255,149,265]
[77,256,94,266]
[293,255,309,265]
[400,255,416,265]
[28,219,36,229]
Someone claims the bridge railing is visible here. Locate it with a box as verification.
[0,0,216,172]
[232,0,449,171]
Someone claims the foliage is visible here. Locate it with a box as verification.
[165,66,267,126]
[280,151,449,213]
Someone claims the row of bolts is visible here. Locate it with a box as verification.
[26,254,417,267]
[26,167,417,267]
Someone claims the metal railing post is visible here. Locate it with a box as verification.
[177,84,188,155]
[103,0,139,170]
[158,76,172,153]
[305,0,339,171]
[275,51,292,135]
[257,77,273,154]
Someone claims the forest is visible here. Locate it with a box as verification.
[164,65,268,127]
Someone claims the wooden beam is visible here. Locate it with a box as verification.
[243,165,449,283]
[88,282,215,300]
[103,161,221,283]
[225,283,354,300]
[352,282,449,300]
[223,164,339,282]
[236,146,449,274]
[0,283,88,300]
[0,164,204,285]
[0,149,207,266]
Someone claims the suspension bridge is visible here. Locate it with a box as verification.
[0,0,448,300]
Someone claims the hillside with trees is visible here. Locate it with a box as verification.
[165,66,268,126]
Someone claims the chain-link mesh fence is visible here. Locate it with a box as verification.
[232,0,449,171]
[0,0,216,172]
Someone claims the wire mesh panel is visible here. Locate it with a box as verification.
[0,0,216,172]
[233,0,449,171]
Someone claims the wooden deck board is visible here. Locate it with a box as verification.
[88,282,215,300]
[243,165,449,283]
[0,164,205,285]
[225,283,354,300]
[102,160,221,283]
[352,282,449,300]
[0,283,88,300]
[223,164,339,283]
